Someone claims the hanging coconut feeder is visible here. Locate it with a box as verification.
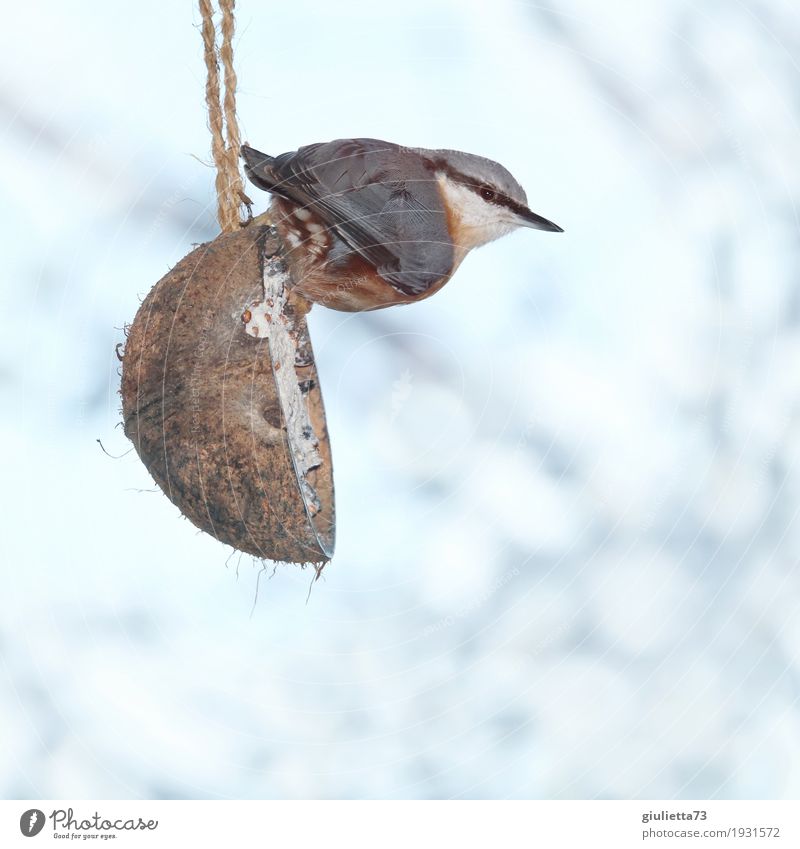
[119,1,560,569]
[121,216,335,565]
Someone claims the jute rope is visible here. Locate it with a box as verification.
[199,0,250,232]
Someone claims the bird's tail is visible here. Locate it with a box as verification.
[240,144,278,192]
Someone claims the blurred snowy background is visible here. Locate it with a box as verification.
[2,0,800,799]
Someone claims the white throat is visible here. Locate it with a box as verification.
[436,173,520,251]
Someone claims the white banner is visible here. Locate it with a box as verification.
[1,800,797,848]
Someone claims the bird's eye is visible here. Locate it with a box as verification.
[480,186,496,201]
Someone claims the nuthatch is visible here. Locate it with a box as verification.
[241,138,562,312]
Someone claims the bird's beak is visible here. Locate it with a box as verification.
[516,207,563,232]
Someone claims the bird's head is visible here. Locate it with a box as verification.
[428,149,562,251]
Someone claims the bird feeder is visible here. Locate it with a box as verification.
[121,216,335,566]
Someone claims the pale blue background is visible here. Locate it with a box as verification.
[1,0,799,799]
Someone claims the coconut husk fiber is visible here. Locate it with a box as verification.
[120,215,335,566]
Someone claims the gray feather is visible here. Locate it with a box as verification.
[243,139,454,296]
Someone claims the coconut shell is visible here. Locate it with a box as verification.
[120,216,335,565]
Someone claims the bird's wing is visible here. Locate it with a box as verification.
[243,139,455,296]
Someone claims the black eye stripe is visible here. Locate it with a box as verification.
[439,163,519,210]
[472,184,515,208]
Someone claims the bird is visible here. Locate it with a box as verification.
[240,138,562,312]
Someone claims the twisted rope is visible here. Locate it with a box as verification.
[199,0,250,232]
